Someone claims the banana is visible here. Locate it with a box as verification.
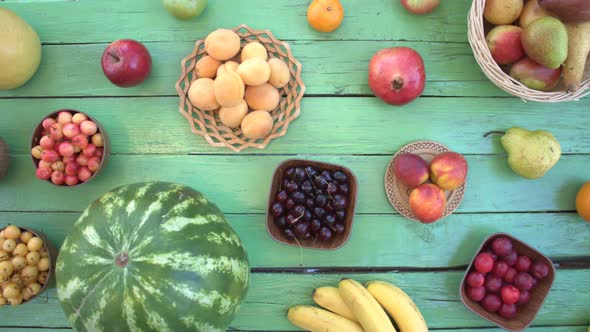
[287,305,364,332]
[366,281,428,332]
[338,279,397,332]
[313,286,358,322]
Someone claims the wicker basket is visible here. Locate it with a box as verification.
[176,24,305,152]
[468,0,590,102]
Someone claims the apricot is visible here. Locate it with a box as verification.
[268,58,291,89]
[237,58,271,86]
[205,29,241,61]
[188,78,220,111]
[219,99,248,128]
[241,110,274,139]
[217,61,239,77]
[195,56,222,79]
[241,42,268,62]
[214,71,245,107]
[245,83,280,111]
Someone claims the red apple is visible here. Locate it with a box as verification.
[393,153,429,188]
[510,57,562,91]
[409,183,446,223]
[400,0,440,14]
[429,152,468,190]
[368,47,425,106]
[101,39,152,87]
[486,25,525,65]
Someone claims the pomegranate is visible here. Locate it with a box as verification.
[368,47,425,106]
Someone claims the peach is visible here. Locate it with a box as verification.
[245,83,280,111]
[237,58,271,86]
[241,110,274,139]
[195,55,222,79]
[429,152,468,190]
[241,42,268,62]
[188,78,220,111]
[268,58,291,89]
[409,184,446,224]
[217,61,239,77]
[219,99,248,128]
[204,29,241,61]
[486,25,525,65]
[393,153,429,188]
[214,71,245,107]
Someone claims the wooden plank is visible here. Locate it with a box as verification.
[0,270,588,330]
[1,97,588,156]
[1,0,471,43]
[0,155,588,214]
[0,41,504,98]
[1,212,588,268]
[0,326,587,332]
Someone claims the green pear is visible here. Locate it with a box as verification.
[491,127,561,179]
[522,16,568,69]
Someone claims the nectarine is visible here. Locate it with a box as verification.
[393,153,429,188]
[409,183,446,223]
[429,152,468,190]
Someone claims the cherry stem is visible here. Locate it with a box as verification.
[107,52,120,63]
[483,131,506,138]
[392,78,404,90]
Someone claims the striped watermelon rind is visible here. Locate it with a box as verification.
[56,182,250,332]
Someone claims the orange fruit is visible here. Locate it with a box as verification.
[307,0,344,33]
[575,181,590,222]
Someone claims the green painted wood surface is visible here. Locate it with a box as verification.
[2,212,587,268]
[0,271,588,330]
[2,97,590,156]
[0,0,470,43]
[0,42,506,98]
[1,155,589,214]
[0,0,589,330]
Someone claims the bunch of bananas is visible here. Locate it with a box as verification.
[287,279,428,332]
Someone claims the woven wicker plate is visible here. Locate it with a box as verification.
[176,24,305,152]
[468,0,590,102]
[384,140,466,222]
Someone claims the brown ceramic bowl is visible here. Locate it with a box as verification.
[30,110,110,187]
[266,159,358,250]
[0,225,57,306]
[460,233,556,331]
[385,140,466,223]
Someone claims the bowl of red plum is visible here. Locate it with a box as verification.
[460,233,555,331]
[30,110,109,187]
[266,159,358,250]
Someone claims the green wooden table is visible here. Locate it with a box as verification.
[1,0,589,331]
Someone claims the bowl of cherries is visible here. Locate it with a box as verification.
[30,110,109,187]
[266,159,358,250]
[460,233,555,331]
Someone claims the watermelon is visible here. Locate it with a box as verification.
[56,182,250,332]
